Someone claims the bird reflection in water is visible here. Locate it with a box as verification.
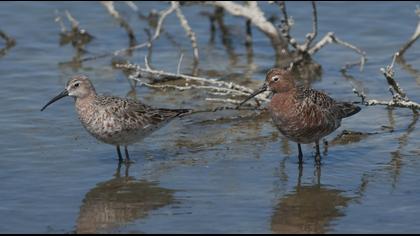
[76,163,175,234]
[271,167,353,234]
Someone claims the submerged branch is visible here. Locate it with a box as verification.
[353,53,420,111]
[115,62,270,106]
[397,6,420,56]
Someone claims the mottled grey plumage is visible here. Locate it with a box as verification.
[78,94,189,146]
[41,75,190,162]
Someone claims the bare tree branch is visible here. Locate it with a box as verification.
[81,3,177,62]
[177,53,184,75]
[398,6,420,56]
[115,62,270,105]
[353,53,420,111]
[278,1,291,36]
[65,10,79,29]
[124,1,138,12]
[101,1,137,47]
[301,1,317,51]
[173,1,199,63]
[205,1,288,57]
[309,32,366,71]
[380,53,407,99]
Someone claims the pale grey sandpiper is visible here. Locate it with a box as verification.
[41,75,191,163]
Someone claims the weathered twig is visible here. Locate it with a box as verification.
[205,98,246,104]
[177,53,184,75]
[65,10,80,30]
[273,1,316,53]
[274,1,366,71]
[380,53,407,99]
[397,6,420,57]
[81,3,177,62]
[101,1,137,47]
[205,1,288,58]
[115,62,270,105]
[353,53,420,111]
[144,28,153,69]
[277,1,291,36]
[173,1,199,64]
[309,32,366,71]
[124,1,138,12]
[301,1,317,51]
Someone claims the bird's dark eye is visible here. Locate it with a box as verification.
[273,77,279,82]
[74,83,80,88]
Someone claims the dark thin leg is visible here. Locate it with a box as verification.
[297,163,303,190]
[124,145,131,163]
[315,164,321,186]
[114,162,122,178]
[323,139,328,155]
[315,140,321,166]
[124,161,131,178]
[116,145,123,163]
[297,143,303,165]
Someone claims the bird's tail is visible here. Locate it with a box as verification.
[337,102,361,118]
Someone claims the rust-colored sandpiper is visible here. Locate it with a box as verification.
[238,68,361,165]
[41,75,190,163]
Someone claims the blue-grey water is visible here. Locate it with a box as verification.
[0,1,419,233]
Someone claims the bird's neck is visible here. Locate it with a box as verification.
[75,93,97,123]
[269,89,299,113]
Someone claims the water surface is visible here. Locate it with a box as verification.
[0,1,419,233]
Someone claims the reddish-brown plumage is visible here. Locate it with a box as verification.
[239,68,361,165]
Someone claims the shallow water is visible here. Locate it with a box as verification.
[0,1,419,233]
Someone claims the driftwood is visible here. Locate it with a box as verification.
[343,6,420,112]
[88,1,368,111]
[353,53,420,111]
[115,61,270,108]
[53,2,419,113]
[105,1,367,109]
[73,1,366,79]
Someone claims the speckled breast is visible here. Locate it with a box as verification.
[76,104,154,146]
[269,99,340,144]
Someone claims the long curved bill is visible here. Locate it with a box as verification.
[236,83,268,108]
[40,89,69,111]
